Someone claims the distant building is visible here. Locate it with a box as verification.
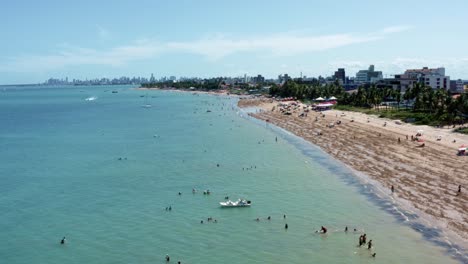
[355,65,383,84]
[278,74,291,83]
[252,74,265,84]
[334,68,346,84]
[450,79,465,93]
[404,67,450,90]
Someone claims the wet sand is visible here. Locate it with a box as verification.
[239,98,468,248]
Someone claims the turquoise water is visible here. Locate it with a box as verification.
[0,85,464,263]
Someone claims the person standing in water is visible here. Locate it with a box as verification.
[368,240,373,249]
[60,237,66,244]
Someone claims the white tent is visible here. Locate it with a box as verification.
[315,97,325,101]
[328,96,337,100]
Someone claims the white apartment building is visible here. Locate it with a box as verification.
[404,67,450,90]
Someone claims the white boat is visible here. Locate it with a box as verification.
[219,199,251,208]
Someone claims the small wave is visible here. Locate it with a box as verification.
[85,96,97,101]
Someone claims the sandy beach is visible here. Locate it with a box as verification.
[239,98,468,248]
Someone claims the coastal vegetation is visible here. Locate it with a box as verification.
[269,81,468,127]
[141,79,226,90]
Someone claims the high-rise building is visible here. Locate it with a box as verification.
[278,74,290,83]
[253,74,265,84]
[334,68,346,84]
[355,65,383,84]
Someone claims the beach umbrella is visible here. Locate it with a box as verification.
[315,97,325,101]
[459,144,467,149]
[417,138,425,143]
[328,96,337,100]
[458,147,466,151]
[417,130,424,134]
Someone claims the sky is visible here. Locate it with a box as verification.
[1,0,468,84]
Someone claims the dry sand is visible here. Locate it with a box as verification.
[239,98,468,248]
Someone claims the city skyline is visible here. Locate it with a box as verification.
[1,0,468,84]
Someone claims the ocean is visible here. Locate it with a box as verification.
[0,85,464,263]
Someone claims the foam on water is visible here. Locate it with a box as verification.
[0,86,465,264]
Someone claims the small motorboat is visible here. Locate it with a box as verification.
[220,199,251,208]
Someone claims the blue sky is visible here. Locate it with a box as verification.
[1,0,468,84]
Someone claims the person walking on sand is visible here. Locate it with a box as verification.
[391,185,394,193]
[457,185,462,195]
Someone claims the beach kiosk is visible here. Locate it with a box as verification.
[316,103,334,111]
[458,144,467,156]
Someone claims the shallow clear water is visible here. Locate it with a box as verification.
[0,85,463,263]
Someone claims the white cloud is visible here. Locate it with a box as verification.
[381,25,412,34]
[0,26,410,73]
[97,25,110,39]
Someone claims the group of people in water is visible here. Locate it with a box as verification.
[312,226,376,257]
[200,217,217,224]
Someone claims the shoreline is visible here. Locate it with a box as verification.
[238,98,468,260]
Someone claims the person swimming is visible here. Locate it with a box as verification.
[345,226,348,232]
[372,253,376,257]
[60,237,66,244]
[320,226,327,233]
[267,216,271,220]
[285,223,288,229]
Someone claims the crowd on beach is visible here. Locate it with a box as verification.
[239,97,467,252]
